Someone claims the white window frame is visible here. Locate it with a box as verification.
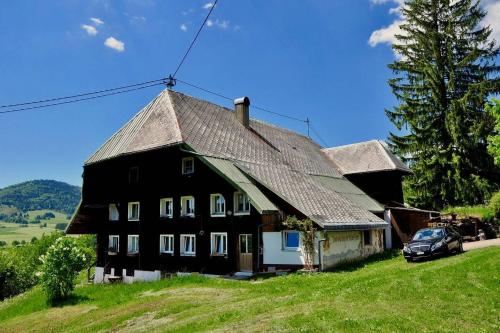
[159,234,174,254]
[233,192,250,216]
[182,157,194,175]
[109,204,119,221]
[210,193,226,217]
[180,234,196,256]
[159,198,173,218]
[181,196,195,217]
[108,235,119,253]
[127,235,139,254]
[282,230,300,251]
[211,232,228,256]
[128,202,140,221]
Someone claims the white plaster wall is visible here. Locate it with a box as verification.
[125,270,161,283]
[94,266,104,284]
[322,230,384,269]
[262,232,318,266]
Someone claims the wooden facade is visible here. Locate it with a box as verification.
[82,145,280,275]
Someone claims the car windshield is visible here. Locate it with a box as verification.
[412,228,444,241]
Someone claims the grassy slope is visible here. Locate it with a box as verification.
[0,210,68,245]
[0,248,498,333]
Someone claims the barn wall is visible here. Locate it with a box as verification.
[262,232,319,266]
[322,229,384,269]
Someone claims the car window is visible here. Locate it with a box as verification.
[412,228,445,241]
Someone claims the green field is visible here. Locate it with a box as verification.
[0,209,69,245]
[0,247,498,332]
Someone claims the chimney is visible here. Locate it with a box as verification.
[234,97,250,128]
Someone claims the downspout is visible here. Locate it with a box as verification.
[317,238,326,272]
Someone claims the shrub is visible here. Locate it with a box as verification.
[40,237,87,302]
[11,240,19,247]
[489,191,500,219]
[55,222,68,231]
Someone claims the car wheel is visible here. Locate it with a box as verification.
[406,258,413,263]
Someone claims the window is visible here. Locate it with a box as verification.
[181,196,195,217]
[128,202,140,221]
[108,235,119,253]
[211,233,228,256]
[210,194,226,217]
[283,231,300,250]
[240,234,252,254]
[182,157,194,175]
[128,235,139,254]
[129,167,139,184]
[364,230,372,246]
[160,234,174,254]
[234,192,250,215]
[159,198,173,218]
[109,204,119,221]
[180,234,196,256]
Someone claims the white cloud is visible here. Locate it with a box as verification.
[215,19,229,29]
[90,17,104,26]
[104,37,125,52]
[206,19,213,27]
[369,19,403,47]
[369,0,500,54]
[482,1,500,44]
[81,24,98,36]
[180,23,188,32]
[203,2,214,9]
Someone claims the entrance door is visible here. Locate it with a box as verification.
[238,234,253,272]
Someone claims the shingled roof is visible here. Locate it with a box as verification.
[323,140,411,175]
[85,89,386,230]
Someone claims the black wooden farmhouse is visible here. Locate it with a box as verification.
[67,90,409,282]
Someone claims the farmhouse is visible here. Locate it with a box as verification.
[67,89,410,282]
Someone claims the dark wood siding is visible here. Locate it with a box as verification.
[83,145,276,274]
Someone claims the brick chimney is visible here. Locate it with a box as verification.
[234,97,250,128]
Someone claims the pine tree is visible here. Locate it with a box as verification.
[386,0,500,210]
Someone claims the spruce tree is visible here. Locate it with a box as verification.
[386,0,500,210]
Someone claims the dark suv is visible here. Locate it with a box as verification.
[403,227,463,262]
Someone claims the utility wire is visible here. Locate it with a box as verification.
[176,79,308,123]
[0,82,164,114]
[172,0,218,78]
[309,122,329,147]
[0,77,167,109]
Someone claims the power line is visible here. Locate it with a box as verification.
[176,79,307,123]
[0,82,164,114]
[172,0,218,78]
[0,77,167,109]
[309,122,329,147]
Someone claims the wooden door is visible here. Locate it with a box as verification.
[238,234,253,272]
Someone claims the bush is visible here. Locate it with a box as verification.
[55,222,68,231]
[0,232,62,300]
[40,237,87,302]
[489,191,500,219]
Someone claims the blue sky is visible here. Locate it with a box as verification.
[0,0,498,188]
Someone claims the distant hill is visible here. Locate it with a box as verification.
[0,180,81,215]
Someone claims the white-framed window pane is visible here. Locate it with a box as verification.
[128,202,140,220]
[234,192,250,214]
[182,157,194,174]
[109,235,119,252]
[160,198,173,217]
[181,197,195,216]
[128,235,139,253]
[211,194,225,216]
[284,231,300,249]
[160,235,174,253]
[181,234,196,255]
[211,233,228,255]
[109,204,119,221]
